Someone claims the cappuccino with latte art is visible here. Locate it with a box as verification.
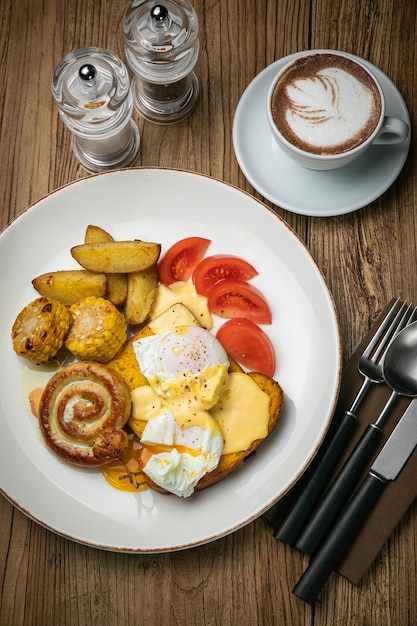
[266,51,409,170]
[270,53,382,155]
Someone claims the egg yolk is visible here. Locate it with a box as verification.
[99,431,148,492]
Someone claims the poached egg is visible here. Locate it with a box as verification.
[131,325,229,497]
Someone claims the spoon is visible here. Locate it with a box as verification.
[295,319,417,556]
[383,321,417,395]
[293,321,417,604]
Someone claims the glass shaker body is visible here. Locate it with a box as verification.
[52,48,140,173]
[122,0,199,124]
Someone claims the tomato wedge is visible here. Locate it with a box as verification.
[216,318,275,376]
[192,254,258,296]
[158,237,211,285]
[207,278,272,324]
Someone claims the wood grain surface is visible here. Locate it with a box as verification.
[1,1,416,624]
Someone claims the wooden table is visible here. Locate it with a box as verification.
[1,1,416,624]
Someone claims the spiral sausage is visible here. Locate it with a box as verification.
[38,361,131,467]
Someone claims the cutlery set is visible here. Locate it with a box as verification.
[273,299,417,604]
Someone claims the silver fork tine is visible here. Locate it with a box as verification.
[274,298,407,546]
[361,298,403,360]
[367,301,415,362]
[355,300,411,399]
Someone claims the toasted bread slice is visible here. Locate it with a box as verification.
[137,365,283,494]
[195,369,283,491]
[107,304,284,494]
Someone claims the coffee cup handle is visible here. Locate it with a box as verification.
[372,116,409,145]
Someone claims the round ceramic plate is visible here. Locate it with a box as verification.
[233,51,411,217]
[0,169,341,552]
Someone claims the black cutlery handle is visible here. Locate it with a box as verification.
[292,472,386,605]
[273,411,358,545]
[295,423,384,555]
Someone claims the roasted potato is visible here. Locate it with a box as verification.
[84,225,128,307]
[71,241,161,274]
[32,270,106,306]
[124,264,158,326]
[105,275,128,308]
[84,224,114,244]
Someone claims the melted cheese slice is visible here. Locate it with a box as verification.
[210,372,270,454]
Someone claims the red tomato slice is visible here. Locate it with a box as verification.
[192,254,259,296]
[158,237,211,285]
[207,278,272,324]
[216,318,275,376]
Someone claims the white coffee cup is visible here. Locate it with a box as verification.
[267,50,409,170]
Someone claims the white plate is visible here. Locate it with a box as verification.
[0,169,341,552]
[233,51,411,217]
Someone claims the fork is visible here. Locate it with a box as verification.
[274,298,411,547]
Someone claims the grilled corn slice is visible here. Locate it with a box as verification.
[65,296,127,363]
[11,297,72,364]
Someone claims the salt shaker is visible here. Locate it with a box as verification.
[51,48,140,173]
[122,0,199,124]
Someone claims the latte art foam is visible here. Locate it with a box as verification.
[271,54,382,155]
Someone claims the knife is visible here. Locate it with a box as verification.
[292,398,417,605]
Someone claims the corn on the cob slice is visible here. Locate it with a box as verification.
[65,296,127,363]
[11,297,72,364]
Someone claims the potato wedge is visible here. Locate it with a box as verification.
[84,225,128,307]
[124,264,159,326]
[84,224,113,244]
[105,274,128,307]
[32,270,106,306]
[71,241,161,274]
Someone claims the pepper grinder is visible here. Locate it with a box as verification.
[51,48,140,173]
[122,0,199,124]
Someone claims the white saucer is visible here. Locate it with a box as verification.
[233,51,411,217]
